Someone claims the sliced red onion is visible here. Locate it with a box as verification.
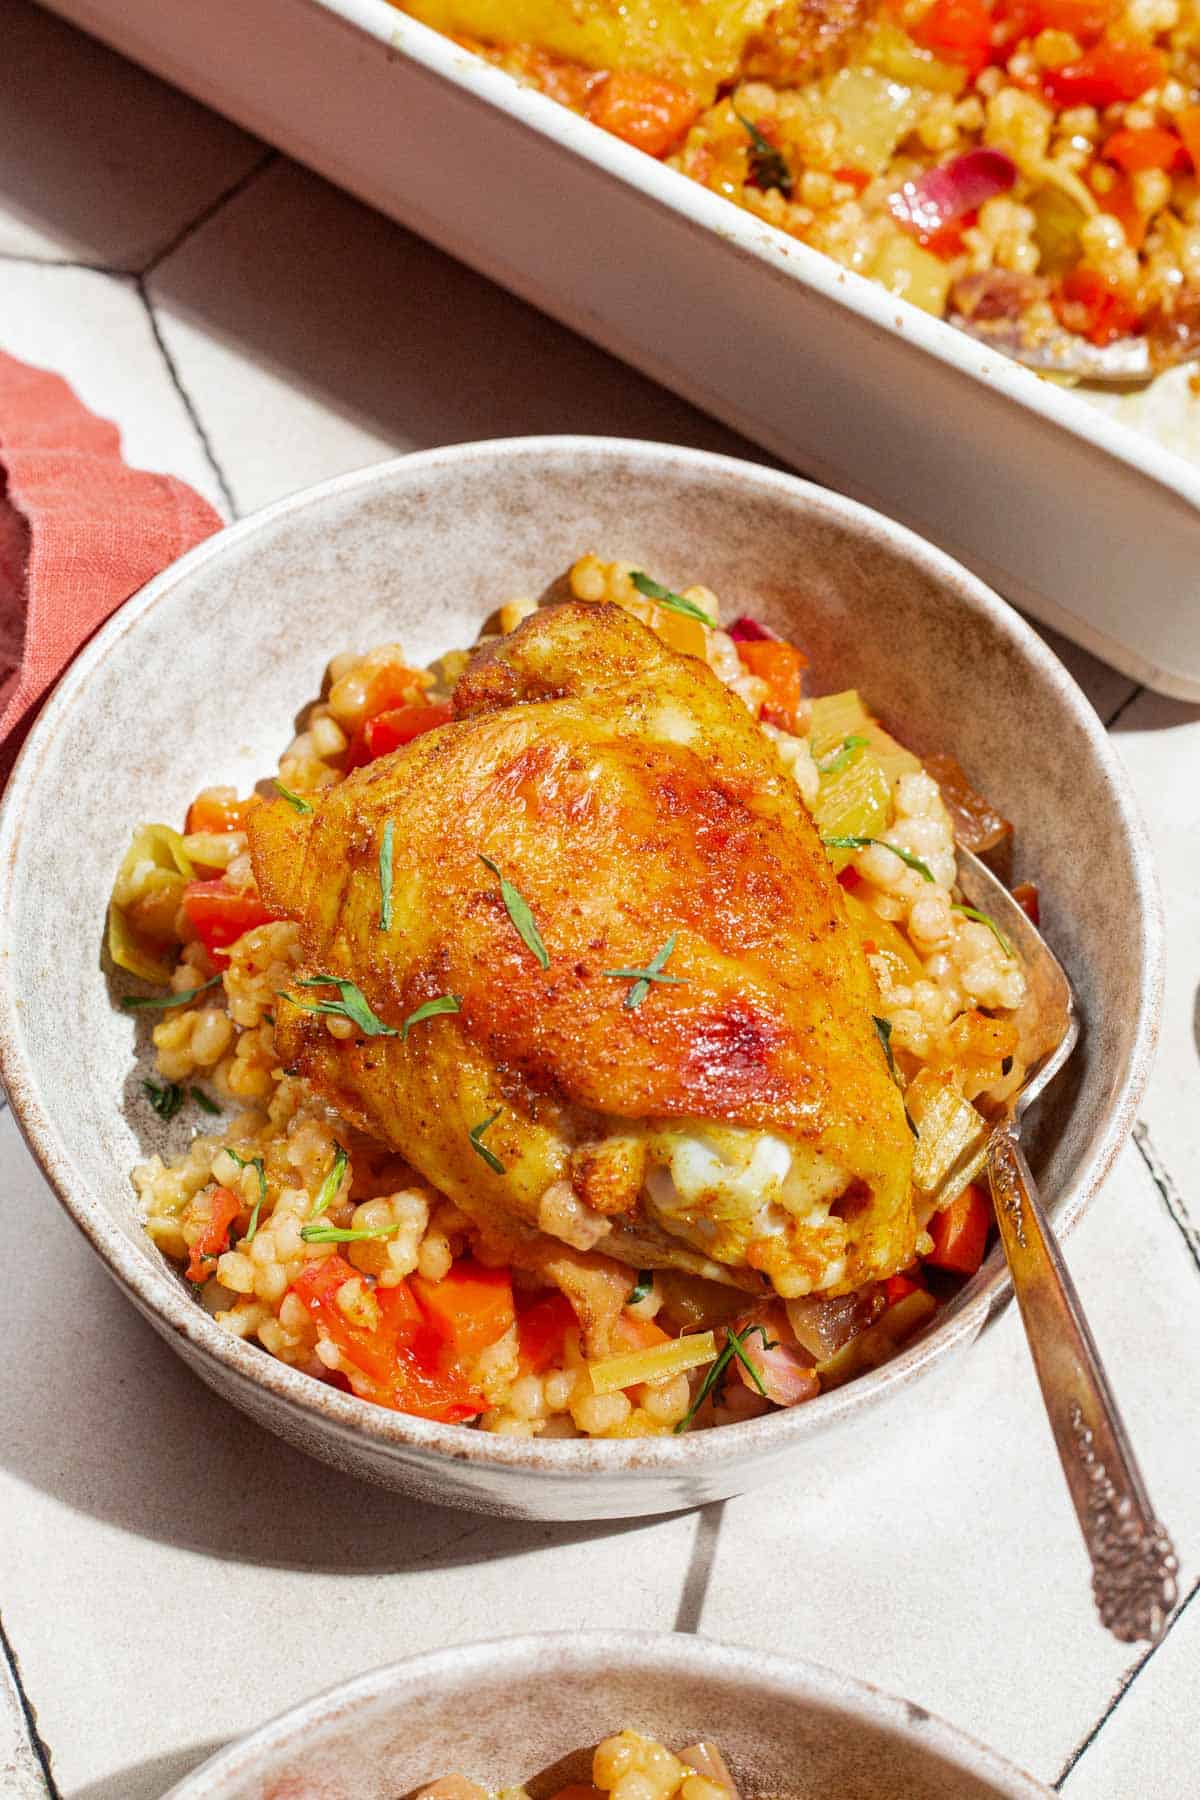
[727,614,778,642]
[733,1308,819,1408]
[888,148,1017,237]
[681,1744,741,1799]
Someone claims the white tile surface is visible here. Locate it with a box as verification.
[1060,1585,1200,1798]
[147,158,764,517]
[0,0,265,268]
[1,8,1198,1796]
[0,261,225,510]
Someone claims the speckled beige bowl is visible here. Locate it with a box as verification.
[163,1631,1054,1799]
[0,438,1161,1520]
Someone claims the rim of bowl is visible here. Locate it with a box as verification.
[0,435,1164,1484]
[163,1629,1055,1798]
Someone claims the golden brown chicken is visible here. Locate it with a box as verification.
[251,601,916,1301]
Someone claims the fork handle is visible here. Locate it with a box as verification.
[987,1122,1178,1643]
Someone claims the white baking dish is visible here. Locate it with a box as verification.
[47,0,1200,695]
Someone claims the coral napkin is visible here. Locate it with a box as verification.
[0,351,222,786]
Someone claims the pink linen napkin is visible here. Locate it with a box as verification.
[0,350,222,785]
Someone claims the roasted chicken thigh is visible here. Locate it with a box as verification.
[251,601,916,1299]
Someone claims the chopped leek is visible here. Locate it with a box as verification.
[862,20,968,93]
[108,823,195,982]
[815,1290,936,1389]
[809,690,921,788]
[812,755,892,865]
[906,1069,990,1202]
[589,1330,717,1396]
[872,234,954,317]
[823,67,922,176]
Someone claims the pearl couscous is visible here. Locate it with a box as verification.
[418,1727,744,1800]
[112,558,1033,1439]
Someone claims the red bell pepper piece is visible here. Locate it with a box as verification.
[926,1183,992,1275]
[1053,266,1140,345]
[1012,881,1040,925]
[736,638,808,732]
[186,1186,242,1284]
[1103,126,1186,172]
[1044,39,1167,107]
[516,1291,579,1375]
[584,68,701,157]
[182,879,278,962]
[345,700,454,770]
[884,1271,927,1305]
[411,1259,516,1363]
[912,0,994,78]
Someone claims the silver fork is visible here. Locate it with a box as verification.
[956,849,1178,1643]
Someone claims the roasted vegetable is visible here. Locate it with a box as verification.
[108,823,195,983]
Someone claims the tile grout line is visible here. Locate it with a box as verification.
[140,148,279,278]
[1103,683,1145,730]
[1132,1122,1200,1281]
[1053,1575,1200,1789]
[136,274,239,519]
[0,1611,60,1799]
[0,251,116,273]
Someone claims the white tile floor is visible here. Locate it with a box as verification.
[1,3,1197,1795]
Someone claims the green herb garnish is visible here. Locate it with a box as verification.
[402,994,462,1041]
[479,856,549,969]
[279,975,397,1037]
[675,1323,774,1434]
[604,933,686,1010]
[468,1108,505,1175]
[301,1222,400,1245]
[952,904,1014,959]
[817,734,870,778]
[224,1148,268,1241]
[629,571,717,628]
[273,779,312,815]
[872,1015,919,1140]
[121,973,222,1011]
[190,1086,220,1114]
[734,110,794,197]
[822,836,935,883]
[312,1143,349,1219]
[143,1079,184,1121]
[628,1271,654,1306]
[378,818,395,933]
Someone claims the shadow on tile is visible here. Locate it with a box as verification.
[0,0,263,267]
[70,1737,226,1800]
[145,159,773,514]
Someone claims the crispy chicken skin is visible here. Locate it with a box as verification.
[251,602,916,1298]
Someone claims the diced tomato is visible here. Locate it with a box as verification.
[1097,170,1148,250]
[363,662,429,718]
[185,1186,241,1284]
[834,166,871,194]
[411,1260,516,1363]
[584,68,702,157]
[917,209,978,260]
[926,1183,992,1275]
[884,1271,926,1305]
[995,0,1112,44]
[181,879,278,962]
[837,864,862,892]
[1012,880,1040,925]
[1177,107,1200,173]
[186,792,248,835]
[1053,266,1140,344]
[1103,127,1186,172]
[912,0,993,78]
[1043,39,1167,107]
[345,700,454,770]
[290,1257,484,1422]
[736,638,808,733]
[516,1291,578,1376]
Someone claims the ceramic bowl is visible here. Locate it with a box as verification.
[0,437,1161,1519]
[163,1631,1054,1799]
